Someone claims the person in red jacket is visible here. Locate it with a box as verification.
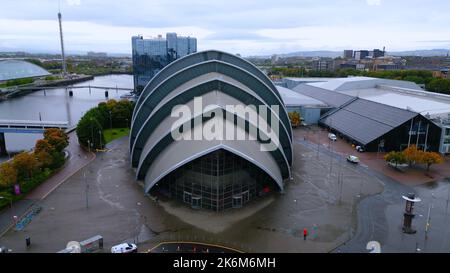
[303,228,308,240]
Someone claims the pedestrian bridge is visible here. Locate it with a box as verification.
[0,119,69,134]
[14,85,134,92]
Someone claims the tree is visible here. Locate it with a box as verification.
[402,145,424,166]
[35,139,56,154]
[288,111,301,127]
[76,115,104,149]
[426,78,450,95]
[421,151,444,171]
[35,150,54,169]
[12,152,40,180]
[0,162,18,189]
[43,128,68,152]
[384,151,407,168]
[111,99,134,127]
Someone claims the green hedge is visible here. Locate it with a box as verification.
[76,99,134,150]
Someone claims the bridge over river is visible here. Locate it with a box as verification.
[0,119,68,155]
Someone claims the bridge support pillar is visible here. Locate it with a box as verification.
[0,132,7,156]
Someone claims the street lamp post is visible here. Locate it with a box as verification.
[87,140,91,154]
[90,118,94,149]
[98,130,102,149]
[84,171,89,209]
[109,111,112,129]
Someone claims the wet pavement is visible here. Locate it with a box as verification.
[0,131,93,237]
[0,134,384,253]
[296,127,450,253]
[296,125,450,186]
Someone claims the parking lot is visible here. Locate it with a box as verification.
[295,125,450,186]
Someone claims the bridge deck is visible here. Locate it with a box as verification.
[15,85,134,91]
[0,119,68,133]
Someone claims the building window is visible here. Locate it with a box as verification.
[154,149,274,211]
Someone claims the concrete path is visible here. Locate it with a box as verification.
[0,131,94,237]
[295,137,450,253]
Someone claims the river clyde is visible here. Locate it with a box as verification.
[0,74,133,154]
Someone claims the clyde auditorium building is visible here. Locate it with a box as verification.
[130,50,293,212]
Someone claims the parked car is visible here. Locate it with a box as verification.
[0,246,9,253]
[355,146,365,152]
[328,133,337,141]
[346,155,360,164]
[111,243,138,253]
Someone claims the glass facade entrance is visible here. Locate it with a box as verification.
[153,149,276,211]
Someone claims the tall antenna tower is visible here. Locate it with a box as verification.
[58,3,67,77]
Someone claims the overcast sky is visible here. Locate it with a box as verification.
[1,0,449,56]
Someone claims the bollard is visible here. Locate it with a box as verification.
[25,237,31,248]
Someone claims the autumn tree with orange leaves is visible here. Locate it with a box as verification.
[402,145,423,166]
[288,111,301,127]
[44,128,69,152]
[421,151,444,171]
[0,162,18,188]
[12,152,40,180]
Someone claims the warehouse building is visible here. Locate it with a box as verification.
[292,77,450,154]
[277,86,329,125]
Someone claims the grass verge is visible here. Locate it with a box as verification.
[103,128,130,144]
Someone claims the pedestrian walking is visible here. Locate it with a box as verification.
[303,228,308,240]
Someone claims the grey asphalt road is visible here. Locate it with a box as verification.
[298,139,450,253]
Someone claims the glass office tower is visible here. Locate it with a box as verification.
[132,33,197,94]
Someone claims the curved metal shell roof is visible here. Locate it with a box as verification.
[143,117,284,193]
[0,60,51,81]
[131,50,293,193]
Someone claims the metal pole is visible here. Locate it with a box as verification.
[98,130,102,149]
[424,123,429,152]
[407,118,414,147]
[425,203,431,240]
[90,118,94,149]
[415,121,421,147]
[317,128,320,158]
[109,111,112,129]
[84,171,89,209]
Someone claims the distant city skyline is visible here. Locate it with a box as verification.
[1,0,450,56]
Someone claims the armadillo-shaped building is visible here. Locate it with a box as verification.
[130,50,292,211]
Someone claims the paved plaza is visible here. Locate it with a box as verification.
[1,128,448,253]
[0,133,383,253]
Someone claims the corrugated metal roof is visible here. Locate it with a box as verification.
[308,77,422,92]
[320,98,418,145]
[292,83,354,107]
[276,86,327,107]
[343,99,417,127]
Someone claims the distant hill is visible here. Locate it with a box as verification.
[249,49,450,59]
[248,51,341,59]
[388,49,450,57]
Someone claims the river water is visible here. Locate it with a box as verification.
[0,74,133,155]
